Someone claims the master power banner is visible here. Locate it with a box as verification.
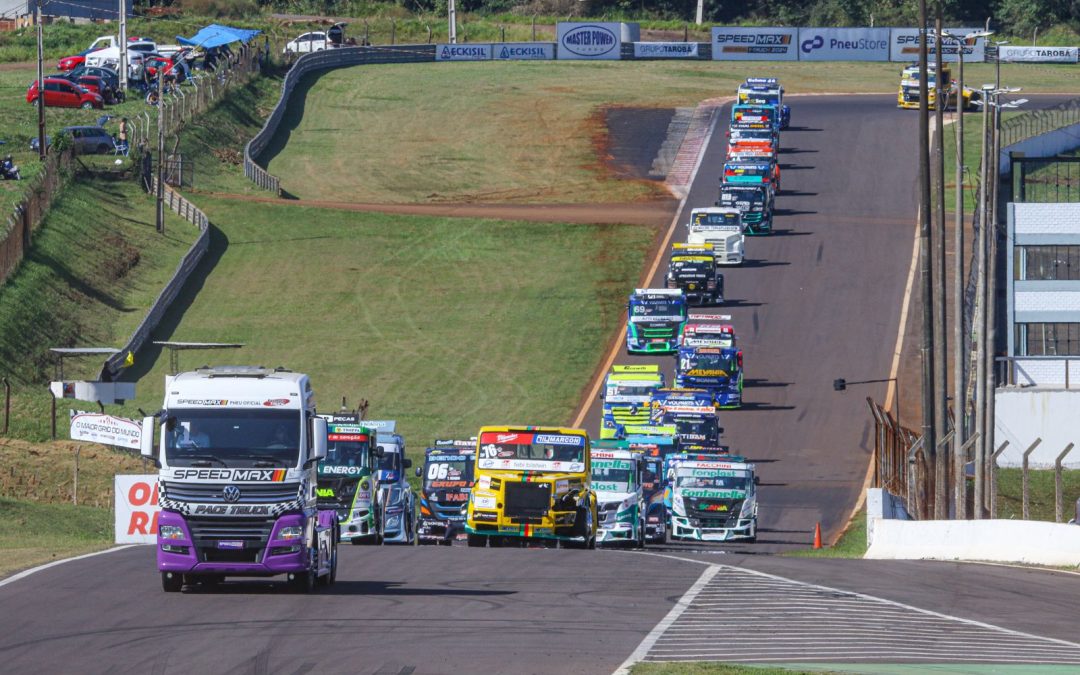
[492,42,555,60]
[889,28,986,62]
[712,27,798,61]
[115,474,159,544]
[557,22,638,60]
[633,42,699,59]
[797,27,889,61]
[435,44,492,61]
[70,410,142,449]
[998,45,1078,63]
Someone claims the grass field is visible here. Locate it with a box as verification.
[0,497,114,579]
[261,60,1079,205]
[787,508,867,559]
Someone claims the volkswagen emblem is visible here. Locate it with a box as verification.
[223,485,241,503]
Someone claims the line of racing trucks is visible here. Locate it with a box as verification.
[313,78,787,550]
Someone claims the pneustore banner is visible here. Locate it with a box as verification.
[633,42,699,58]
[435,44,492,61]
[889,28,986,62]
[712,27,798,61]
[557,22,630,60]
[115,474,159,544]
[998,45,1078,63]
[492,42,555,60]
[798,27,889,61]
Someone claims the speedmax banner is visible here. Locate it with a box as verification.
[712,27,798,61]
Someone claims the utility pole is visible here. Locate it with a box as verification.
[35,0,45,160]
[951,32,968,519]
[973,83,993,518]
[917,0,938,519]
[932,6,948,519]
[447,0,457,44]
[695,0,704,25]
[155,72,165,235]
[119,0,127,92]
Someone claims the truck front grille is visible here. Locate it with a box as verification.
[186,516,275,547]
[163,481,301,504]
[504,482,551,519]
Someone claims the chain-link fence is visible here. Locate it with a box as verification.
[1000,96,1080,149]
[0,148,73,288]
[1012,155,1080,203]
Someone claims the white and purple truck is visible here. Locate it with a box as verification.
[140,366,337,593]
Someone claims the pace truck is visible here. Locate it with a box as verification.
[466,426,597,548]
[416,440,475,544]
[142,366,337,592]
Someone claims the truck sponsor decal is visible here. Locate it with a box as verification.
[533,434,585,446]
[318,465,366,476]
[592,482,622,492]
[192,504,275,515]
[593,459,634,470]
[328,433,368,442]
[478,458,585,472]
[681,489,746,499]
[169,468,288,481]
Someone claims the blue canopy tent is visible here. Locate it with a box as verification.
[177,24,261,49]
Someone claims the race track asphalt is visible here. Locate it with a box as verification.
[580,94,920,551]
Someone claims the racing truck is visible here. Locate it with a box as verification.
[600,364,665,440]
[676,315,744,409]
[315,413,382,545]
[727,140,776,163]
[737,77,790,129]
[366,420,416,545]
[590,447,646,547]
[466,426,597,548]
[666,455,758,542]
[686,207,744,264]
[682,313,736,349]
[723,160,779,193]
[897,63,977,111]
[718,183,774,235]
[650,388,723,448]
[667,243,725,306]
[728,121,779,153]
[626,288,688,355]
[598,430,677,544]
[140,366,337,593]
[415,440,475,544]
[731,103,779,133]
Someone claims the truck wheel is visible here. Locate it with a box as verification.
[637,520,646,549]
[318,546,337,586]
[289,569,315,593]
[161,571,182,593]
[466,533,487,547]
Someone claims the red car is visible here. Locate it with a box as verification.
[26,77,104,109]
[72,75,116,104]
[57,54,85,71]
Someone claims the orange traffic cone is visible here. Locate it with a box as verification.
[813,522,823,550]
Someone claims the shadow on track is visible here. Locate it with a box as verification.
[767,228,813,237]
[740,401,796,411]
[745,378,791,389]
[183,580,517,597]
[740,259,791,269]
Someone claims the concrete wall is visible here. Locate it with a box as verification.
[866,518,1080,566]
[1001,121,1080,174]
[994,389,1080,467]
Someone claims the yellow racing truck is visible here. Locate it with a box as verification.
[465,426,597,548]
[897,63,977,110]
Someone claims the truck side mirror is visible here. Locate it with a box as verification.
[311,416,328,462]
[414,466,422,477]
[403,457,412,469]
[140,416,156,460]
[754,476,760,485]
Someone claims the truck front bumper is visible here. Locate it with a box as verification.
[157,510,315,576]
[671,514,755,542]
[417,517,466,543]
[597,522,635,543]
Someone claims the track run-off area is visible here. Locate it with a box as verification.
[4,80,1080,673]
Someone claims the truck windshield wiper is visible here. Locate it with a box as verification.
[242,455,288,467]
[181,455,228,467]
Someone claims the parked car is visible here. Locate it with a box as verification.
[63,66,120,92]
[57,54,85,71]
[26,78,103,109]
[71,75,117,104]
[283,24,347,54]
[30,125,116,155]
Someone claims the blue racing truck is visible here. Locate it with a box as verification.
[723,160,779,193]
[737,78,790,129]
[366,420,416,545]
[600,364,665,440]
[626,288,688,355]
[650,388,723,448]
[415,440,475,544]
[675,318,744,410]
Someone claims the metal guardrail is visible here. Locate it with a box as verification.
[244,44,436,194]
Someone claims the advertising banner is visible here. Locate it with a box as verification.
[492,42,555,60]
[115,475,159,544]
[70,410,142,449]
[435,44,492,61]
[998,45,1078,63]
[797,27,890,61]
[712,27,798,61]
[633,42,700,59]
[889,28,986,62]
[557,22,637,60]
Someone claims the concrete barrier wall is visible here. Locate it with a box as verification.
[866,517,1080,566]
[994,388,1080,468]
[1000,121,1080,174]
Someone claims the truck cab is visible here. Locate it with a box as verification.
[366,420,416,545]
[666,243,725,306]
[600,364,664,440]
[667,455,758,542]
[607,431,678,544]
[315,413,381,545]
[626,288,688,355]
[686,207,744,264]
[141,366,337,593]
[650,388,723,448]
[682,313,736,349]
[731,104,779,133]
[737,77,790,129]
[416,441,475,544]
[724,160,779,192]
[466,426,597,547]
[676,346,744,409]
[718,184,773,236]
[590,447,647,547]
[729,121,779,152]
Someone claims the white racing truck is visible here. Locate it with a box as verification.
[667,455,758,542]
[590,447,647,547]
[685,207,744,265]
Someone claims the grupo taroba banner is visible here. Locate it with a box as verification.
[889,28,986,62]
[712,27,798,61]
[435,44,493,61]
[557,22,639,60]
[798,27,890,61]
[115,475,159,544]
[633,42,700,59]
[492,42,555,60]
[70,410,142,450]
[998,45,1079,63]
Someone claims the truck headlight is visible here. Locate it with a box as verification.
[160,525,185,540]
[278,526,303,540]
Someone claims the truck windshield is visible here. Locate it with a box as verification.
[377,450,401,473]
[323,428,371,469]
[663,414,720,443]
[720,189,764,209]
[675,468,750,490]
[630,300,684,322]
[692,212,740,227]
[164,409,301,468]
[671,259,714,274]
[592,459,635,492]
[607,383,656,398]
[424,458,472,490]
[680,351,736,375]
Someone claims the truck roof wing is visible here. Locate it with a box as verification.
[364,420,397,432]
[633,288,683,297]
[687,313,732,322]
